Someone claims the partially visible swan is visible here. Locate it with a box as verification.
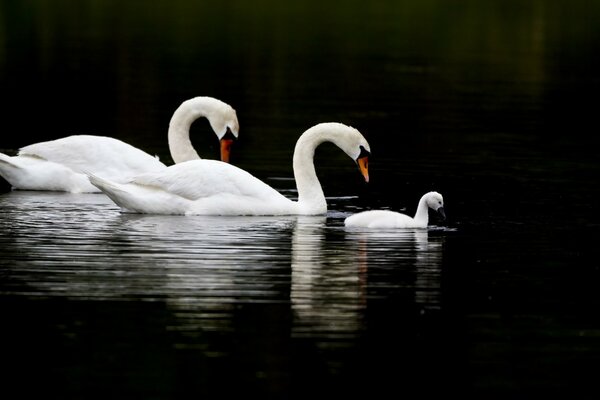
[0,96,239,193]
[344,191,446,228]
[89,122,370,215]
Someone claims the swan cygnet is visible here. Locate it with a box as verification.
[88,122,370,216]
[344,191,446,228]
[0,96,239,193]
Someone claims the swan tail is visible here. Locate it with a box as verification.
[88,173,174,214]
[89,173,153,212]
[88,173,126,195]
[0,153,22,188]
[87,173,134,205]
[0,152,21,168]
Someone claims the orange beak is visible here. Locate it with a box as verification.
[220,138,234,163]
[357,156,369,183]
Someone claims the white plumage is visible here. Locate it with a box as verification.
[0,96,238,193]
[89,122,371,215]
[344,191,446,228]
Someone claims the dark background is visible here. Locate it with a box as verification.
[2,1,598,214]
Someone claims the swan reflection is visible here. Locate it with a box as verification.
[290,216,366,347]
[123,214,298,340]
[0,191,296,304]
[0,190,444,359]
[344,227,444,312]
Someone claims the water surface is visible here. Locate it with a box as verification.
[0,191,452,398]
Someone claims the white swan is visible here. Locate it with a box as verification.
[0,96,239,193]
[88,122,370,215]
[344,191,446,228]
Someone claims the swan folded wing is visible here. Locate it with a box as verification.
[19,135,165,180]
[130,160,288,203]
[346,210,415,228]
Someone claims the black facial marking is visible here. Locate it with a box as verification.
[223,127,237,140]
[357,145,370,159]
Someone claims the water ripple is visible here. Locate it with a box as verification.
[1,190,447,346]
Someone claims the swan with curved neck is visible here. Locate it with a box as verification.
[168,96,238,163]
[344,192,446,228]
[88,122,370,215]
[0,96,239,193]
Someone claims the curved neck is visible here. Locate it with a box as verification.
[292,128,328,214]
[413,195,430,226]
[168,100,208,164]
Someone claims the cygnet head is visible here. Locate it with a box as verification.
[425,191,446,219]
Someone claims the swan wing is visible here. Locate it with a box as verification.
[19,135,165,180]
[345,210,416,228]
[131,160,289,203]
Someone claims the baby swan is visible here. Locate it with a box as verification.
[344,191,445,229]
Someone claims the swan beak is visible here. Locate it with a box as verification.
[220,138,234,163]
[357,156,369,183]
[437,206,446,220]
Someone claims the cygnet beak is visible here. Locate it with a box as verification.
[437,206,446,220]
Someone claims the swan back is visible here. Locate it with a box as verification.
[89,158,297,216]
[19,135,166,178]
[130,160,277,201]
[344,210,418,228]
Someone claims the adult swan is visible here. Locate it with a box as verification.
[0,96,239,193]
[89,122,370,215]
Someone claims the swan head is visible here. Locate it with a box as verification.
[307,122,371,183]
[425,191,446,219]
[341,125,370,183]
[204,100,239,163]
[171,96,240,163]
[219,126,238,163]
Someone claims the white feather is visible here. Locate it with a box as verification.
[89,122,371,215]
[0,96,238,193]
[345,192,445,229]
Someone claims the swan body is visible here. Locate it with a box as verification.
[344,191,445,228]
[0,96,239,193]
[89,122,371,215]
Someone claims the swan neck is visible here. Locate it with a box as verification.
[413,196,430,226]
[168,101,206,163]
[292,130,327,214]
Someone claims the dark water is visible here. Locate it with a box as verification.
[1,1,599,398]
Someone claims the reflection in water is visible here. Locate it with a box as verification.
[130,214,297,341]
[0,191,446,381]
[0,191,298,336]
[413,230,444,310]
[0,190,445,324]
[344,227,445,313]
[0,191,293,297]
[291,216,366,350]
